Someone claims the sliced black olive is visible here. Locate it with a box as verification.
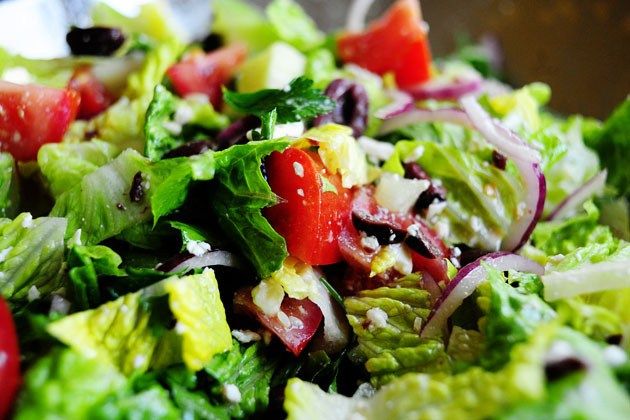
[544,357,587,382]
[606,334,623,346]
[351,211,407,245]
[404,225,441,259]
[215,115,261,150]
[404,162,447,211]
[66,26,126,56]
[453,244,491,267]
[492,150,507,170]
[163,140,216,159]
[313,79,369,137]
[201,32,224,52]
[129,172,145,203]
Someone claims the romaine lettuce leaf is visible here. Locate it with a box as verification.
[211,140,290,277]
[212,0,278,53]
[585,97,630,199]
[0,213,66,301]
[47,269,231,374]
[344,275,449,386]
[90,386,180,420]
[38,139,120,198]
[384,140,521,249]
[0,152,19,218]
[265,0,325,52]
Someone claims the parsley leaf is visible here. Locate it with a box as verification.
[222,76,335,124]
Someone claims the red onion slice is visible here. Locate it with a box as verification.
[378,108,473,135]
[547,170,607,221]
[345,0,376,32]
[406,77,482,101]
[421,252,544,338]
[167,250,241,274]
[374,89,415,119]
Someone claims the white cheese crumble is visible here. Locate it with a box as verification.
[273,121,305,139]
[603,345,627,367]
[545,340,575,363]
[277,310,292,329]
[426,200,447,219]
[289,316,304,328]
[186,240,211,256]
[27,285,40,302]
[366,307,388,330]
[2,67,33,84]
[162,120,183,136]
[232,329,262,344]
[413,317,423,333]
[21,212,33,228]
[374,172,430,213]
[292,161,304,177]
[222,384,242,404]
[357,136,395,162]
[174,103,194,125]
[360,235,380,252]
[49,294,71,316]
[0,247,13,263]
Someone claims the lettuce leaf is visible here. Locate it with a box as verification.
[344,275,450,386]
[211,140,290,277]
[47,269,231,374]
[38,140,120,198]
[585,97,630,199]
[385,140,521,249]
[14,348,179,420]
[265,0,325,52]
[212,0,278,53]
[0,152,19,218]
[0,213,66,301]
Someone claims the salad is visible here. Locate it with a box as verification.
[0,0,629,418]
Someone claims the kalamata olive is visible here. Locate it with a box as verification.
[606,334,623,345]
[351,211,407,245]
[216,115,261,150]
[404,225,441,259]
[452,244,490,266]
[201,33,224,52]
[544,357,587,382]
[313,79,369,137]
[66,26,126,56]
[492,150,507,170]
[404,162,447,211]
[129,172,145,203]
[163,140,216,159]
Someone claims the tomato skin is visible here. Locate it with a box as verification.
[264,147,350,266]
[68,67,114,119]
[234,288,323,356]
[0,81,80,161]
[166,44,247,108]
[0,297,21,418]
[337,0,432,88]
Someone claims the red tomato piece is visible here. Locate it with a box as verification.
[68,67,114,119]
[234,288,323,356]
[0,297,21,418]
[337,0,432,88]
[166,43,247,108]
[341,187,450,290]
[0,81,80,161]
[264,147,350,266]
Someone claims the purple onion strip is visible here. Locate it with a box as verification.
[546,170,607,221]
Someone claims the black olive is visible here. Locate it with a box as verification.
[606,334,623,346]
[351,211,407,245]
[215,115,261,150]
[129,172,145,203]
[404,225,441,259]
[544,357,587,382]
[452,244,490,267]
[163,140,216,159]
[404,162,447,211]
[313,79,369,137]
[492,150,507,170]
[201,32,224,52]
[66,26,126,56]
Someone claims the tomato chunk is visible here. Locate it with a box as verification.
[0,81,80,161]
[234,288,323,356]
[166,43,247,108]
[68,67,114,119]
[264,147,350,266]
[337,0,432,88]
[0,297,21,418]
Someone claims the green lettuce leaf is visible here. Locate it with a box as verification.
[344,275,450,386]
[265,0,325,52]
[554,297,623,343]
[47,269,231,374]
[304,48,337,88]
[204,340,279,418]
[0,213,66,301]
[144,84,228,160]
[0,47,75,88]
[385,140,521,249]
[211,140,290,277]
[212,0,278,53]
[38,139,120,198]
[476,265,556,370]
[67,245,125,311]
[585,97,630,199]
[0,152,19,218]
[14,348,180,420]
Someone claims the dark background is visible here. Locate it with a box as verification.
[253,0,630,119]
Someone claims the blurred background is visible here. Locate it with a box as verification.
[0,0,629,118]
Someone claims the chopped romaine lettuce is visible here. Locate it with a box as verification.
[0,152,19,218]
[212,0,278,53]
[0,213,66,302]
[265,0,325,52]
[38,140,120,198]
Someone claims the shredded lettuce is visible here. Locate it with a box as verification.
[38,140,120,198]
[265,0,325,52]
[0,213,67,302]
[47,269,231,374]
[0,152,19,218]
